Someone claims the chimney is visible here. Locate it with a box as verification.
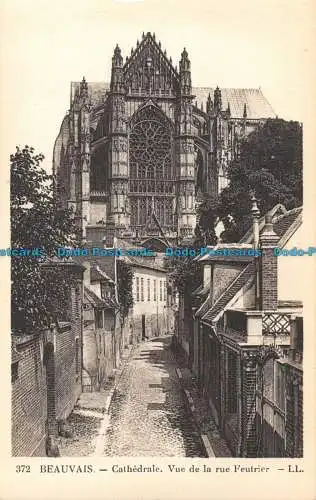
[259,214,279,310]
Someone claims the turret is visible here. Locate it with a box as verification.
[110,44,124,93]
[80,76,89,101]
[214,86,222,112]
[206,93,213,114]
[179,47,191,95]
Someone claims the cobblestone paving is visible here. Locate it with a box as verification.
[103,336,206,457]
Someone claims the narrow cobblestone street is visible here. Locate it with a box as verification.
[102,336,207,457]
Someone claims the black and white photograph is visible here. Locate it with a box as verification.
[2,1,315,497]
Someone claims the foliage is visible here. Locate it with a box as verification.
[168,253,202,296]
[194,194,218,247]
[11,146,78,334]
[117,259,134,324]
[218,119,303,241]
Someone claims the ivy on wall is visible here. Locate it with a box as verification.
[117,259,134,325]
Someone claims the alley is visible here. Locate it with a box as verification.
[102,336,207,457]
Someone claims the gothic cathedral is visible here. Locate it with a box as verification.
[53,32,275,247]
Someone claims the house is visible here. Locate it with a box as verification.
[11,261,84,457]
[189,201,303,457]
[121,252,171,342]
[82,261,118,392]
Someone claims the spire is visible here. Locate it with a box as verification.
[111,44,124,92]
[214,86,222,112]
[112,44,123,67]
[243,103,247,118]
[180,47,190,70]
[206,92,213,114]
[80,76,88,99]
[179,47,191,94]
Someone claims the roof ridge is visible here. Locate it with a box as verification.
[201,262,254,323]
[273,206,302,222]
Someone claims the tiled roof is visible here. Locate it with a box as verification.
[11,344,22,364]
[70,82,275,119]
[240,206,303,246]
[77,250,116,281]
[90,265,114,283]
[121,254,166,273]
[84,285,116,309]
[201,262,255,325]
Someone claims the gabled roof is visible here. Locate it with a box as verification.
[70,82,276,120]
[120,254,166,273]
[77,250,116,281]
[90,265,114,284]
[123,32,179,82]
[201,262,255,325]
[194,87,276,119]
[239,206,303,246]
[84,285,117,309]
[192,280,210,298]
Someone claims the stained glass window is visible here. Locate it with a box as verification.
[129,104,175,230]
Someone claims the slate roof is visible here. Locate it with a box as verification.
[194,87,276,119]
[70,82,275,120]
[201,262,255,325]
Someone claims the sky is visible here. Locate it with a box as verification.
[1,0,315,174]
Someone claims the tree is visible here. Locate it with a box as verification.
[167,252,202,296]
[194,194,218,247]
[218,119,303,241]
[11,146,78,334]
[117,259,134,326]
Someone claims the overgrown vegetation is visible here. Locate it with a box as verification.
[11,146,78,334]
[117,259,134,325]
[194,118,303,243]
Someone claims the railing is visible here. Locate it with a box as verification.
[223,309,292,340]
[262,313,291,336]
[90,191,108,198]
[129,225,177,236]
[129,179,176,195]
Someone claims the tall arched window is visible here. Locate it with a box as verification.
[129,104,175,230]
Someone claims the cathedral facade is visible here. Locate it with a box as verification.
[53,32,275,246]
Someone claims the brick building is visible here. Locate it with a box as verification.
[176,202,303,457]
[11,261,84,457]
